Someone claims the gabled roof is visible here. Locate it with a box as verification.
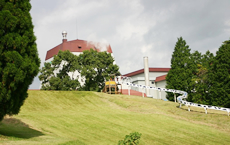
[155,74,167,82]
[45,39,113,60]
[123,68,170,77]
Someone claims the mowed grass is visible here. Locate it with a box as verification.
[0,91,230,145]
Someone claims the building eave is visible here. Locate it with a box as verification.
[123,68,170,77]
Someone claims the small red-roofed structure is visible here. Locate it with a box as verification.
[122,68,170,99]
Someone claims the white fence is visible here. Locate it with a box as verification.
[115,76,230,116]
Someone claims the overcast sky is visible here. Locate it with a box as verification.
[29,0,230,89]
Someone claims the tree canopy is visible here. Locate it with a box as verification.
[39,50,80,90]
[208,39,230,108]
[167,37,230,108]
[78,49,120,91]
[39,49,120,92]
[0,0,40,121]
[190,50,214,105]
[166,37,195,101]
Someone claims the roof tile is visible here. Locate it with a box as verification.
[45,39,113,60]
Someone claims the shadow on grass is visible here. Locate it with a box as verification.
[58,140,86,145]
[0,117,44,139]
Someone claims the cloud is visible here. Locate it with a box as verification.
[29,0,230,89]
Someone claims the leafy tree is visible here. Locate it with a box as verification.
[0,1,40,121]
[39,49,119,91]
[166,37,195,101]
[118,132,142,145]
[209,39,230,107]
[78,49,120,91]
[190,51,214,104]
[39,50,80,90]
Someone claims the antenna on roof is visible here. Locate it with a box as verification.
[62,31,67,43]
[62,31,67,39]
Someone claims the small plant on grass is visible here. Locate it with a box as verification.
[118,132,142,145]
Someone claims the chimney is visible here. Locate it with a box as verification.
[144,56,151,97]
[62,31,67,43]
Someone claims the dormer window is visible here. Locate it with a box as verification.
[78,45,81,49]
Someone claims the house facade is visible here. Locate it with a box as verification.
[44,31,114,86]
[122,68,170,100]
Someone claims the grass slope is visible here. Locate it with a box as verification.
[0,91,230,145]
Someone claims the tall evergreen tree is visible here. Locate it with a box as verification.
[0,1,40,121]
[209,39,230,108]
[166,37,195,101]
[190,50,214,105]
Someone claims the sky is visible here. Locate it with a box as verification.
[29,0,230,89]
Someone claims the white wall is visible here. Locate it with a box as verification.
[123,71,168,100]
[155,80,167,100]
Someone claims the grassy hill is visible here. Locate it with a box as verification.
[0,91,230,145]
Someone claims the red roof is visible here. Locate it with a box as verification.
[123,68,170,77]
[155,74,167,82]
[45,39,113,60]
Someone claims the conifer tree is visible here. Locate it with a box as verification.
[0,1,40,121]
[209,39,230,107]
[190,51,214,105]
[166,37,195,101]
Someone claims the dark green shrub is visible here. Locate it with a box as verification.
[118,132,142,145]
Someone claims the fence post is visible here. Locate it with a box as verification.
[174,93,176,103]
[204,108,208,114]
[128,86,130,96]
[142,88,144,98]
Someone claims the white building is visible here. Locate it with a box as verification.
[122,67,170,100]
[44,32,170,98]
[44,31,114,86]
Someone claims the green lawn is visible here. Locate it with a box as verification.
[0,91,230,144]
